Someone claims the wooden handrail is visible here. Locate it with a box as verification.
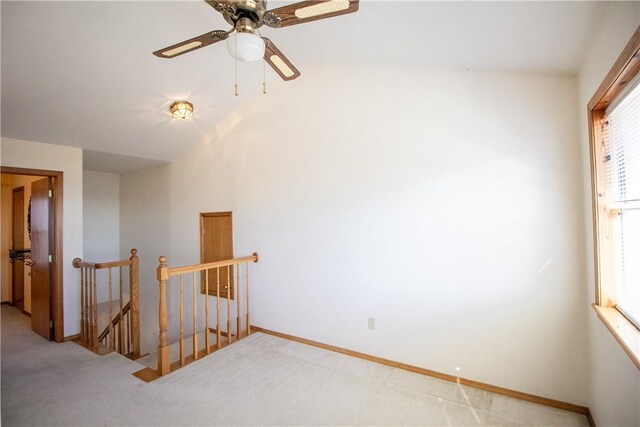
[166,253,259,277]
[98,301,130,342]
[72,259,131,270]
[95,260,132,269]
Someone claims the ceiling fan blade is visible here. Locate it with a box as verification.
[263,0,359,28]
[153,30,231,59]
[262,38,301,81]
[203,0,237,18]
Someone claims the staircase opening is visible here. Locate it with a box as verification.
[72,249,141,359]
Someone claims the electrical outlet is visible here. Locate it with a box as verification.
[368,317,375,330]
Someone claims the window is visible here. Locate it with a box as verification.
[597,78,640,328]
[588,26,640,369]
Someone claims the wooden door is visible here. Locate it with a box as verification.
[200,212,234,299]
[30,178,52,340]
[12,187,25,310]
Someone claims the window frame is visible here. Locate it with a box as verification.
[588,26,640,370]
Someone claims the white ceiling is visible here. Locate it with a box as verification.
[1,1,608,172]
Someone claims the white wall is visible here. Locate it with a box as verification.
[577,3,640,426]
[83,170,119,262]
[83,170,122,304]
[120,163,171,354]
[0,137,83,337]
[121,66,587,405]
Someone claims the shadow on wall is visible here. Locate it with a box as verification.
[120,65,587,405]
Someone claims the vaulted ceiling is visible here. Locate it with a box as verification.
[1,1,608,172]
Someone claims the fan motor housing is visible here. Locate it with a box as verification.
[223,0,268,28]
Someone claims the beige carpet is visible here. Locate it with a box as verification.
[1,306,588,426]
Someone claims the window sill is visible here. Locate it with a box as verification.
[592,304,640,370]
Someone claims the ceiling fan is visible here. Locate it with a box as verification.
[153,0,360,81]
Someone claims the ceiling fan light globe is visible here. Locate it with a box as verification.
[226,32,265,62]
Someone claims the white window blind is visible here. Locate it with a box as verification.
[603,77,640,329]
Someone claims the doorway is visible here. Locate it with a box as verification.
[1,167,64,342]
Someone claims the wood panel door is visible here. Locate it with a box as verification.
[12,187,25,310]
[200,212,234,299]
[30,178,53,340]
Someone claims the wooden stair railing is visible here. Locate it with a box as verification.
[97,301,136,357]
[72,249,140,359]
[98,301,130,342]
[135,252,258,380]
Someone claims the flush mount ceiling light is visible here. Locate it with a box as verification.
[170,101,193,120]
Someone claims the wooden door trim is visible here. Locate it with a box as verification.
[1,167,64,342]
[199,211,233,265]
[587,26,640,304]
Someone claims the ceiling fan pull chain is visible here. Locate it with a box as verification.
[234,33,239,96]
[256,28,266,95]
[263,60,267,94]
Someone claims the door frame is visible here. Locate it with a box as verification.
[1,166,64,342]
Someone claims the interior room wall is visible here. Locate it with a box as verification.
[577,3,640,426]
[121,67,587,405]
[1,137,83,337]
[1,175,13,302]
[83,170,120,262]
[83,170,121,304]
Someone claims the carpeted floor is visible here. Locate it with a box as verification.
[1,306,588,426]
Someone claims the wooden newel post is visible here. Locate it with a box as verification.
[157,256,170,375]
[129,248,140,359]
[92,268,98,350]
[73,258,84,344]
[246,252,259,336]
